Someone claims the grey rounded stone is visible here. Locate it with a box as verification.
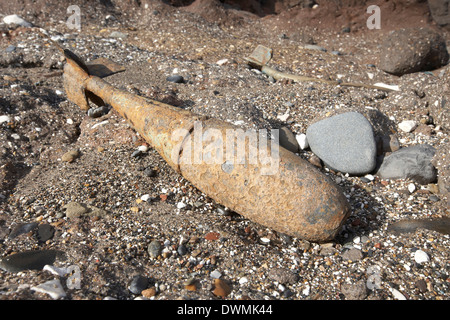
[377,144,437,185]
[128,275,148,295]
[166,75,184,83]
[148,240,162,258]
[306,112,377,175]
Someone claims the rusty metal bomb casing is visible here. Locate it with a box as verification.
[63,51,351,242]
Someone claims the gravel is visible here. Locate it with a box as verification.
[0,0,448,301]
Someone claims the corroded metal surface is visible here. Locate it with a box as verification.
[62,49,351,242]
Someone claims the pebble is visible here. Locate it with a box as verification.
[3,14,32,27]
[43,265,72,277]
[177,244,188,256]
[303,44,327,52]
[5,45,16,53]
[379,27,449,76]
[144,167,157,177]
[216,58,229,65]
[390,288,407,300]
[407,183,416,193]
[295,133,309,150]
[148,240,162,258]
[177,202,187,209]
[306,112,377,175]
[239,277,248,285]
[35,223,55,243]
[398,120,417,133]
[205,232,220,240]
[213,278,232,298]
[31,279,66,299]
[414,250,430,264]
[278,126,299,153]
[377,144,437,184]
[128,275,148,294]
[87,106,109,118]
[141,287,157,298]
[210,270,222,279]
[340,281,367,300]
[415,279,427,293]
[0,115,11,124]
[61,149,80,163]
[0,250,65,272]
[341,248,363,261]
[109,31,128,39]
[131,150,142,158]
[63,202,88,218]
[137,145,148,152]
[216,207,230,216]
[166,75,184,83]
[8,222,38,239]
[268,268,299,285]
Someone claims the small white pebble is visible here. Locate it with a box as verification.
[302,285,310,296]
[398,120,417,133]
[140,194,151,202]
[408,183,416,193]
[414,250,429,264]
[390,288,407,300]
[210,270,222,279]
[0,115,11,124]
[296,133,309,150]
[239,277,248,285]
[137,145,148,152]
[216,58,229,66]
[260,237,270,244]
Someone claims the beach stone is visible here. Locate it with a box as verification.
[63,202,88,218]
[428,0,450,29]
[61,149,80,163]
[0,250,65,272]
[213,279,232,298]
[8,222,38,239]
[398,120,417,133]
[148,240,162,258]
[31,279,66,299]
[341,248,363,261]
[377,144,437,185]
[268,268,299,285]
[415,279,427,293]
[128,275,148,294]
[341,281,367,300]
[414,250,430,264]
[0,115,11,124]
[35,224,55,243]
[306,112,377,175]
[166,75,184,83]
[379,27,449,76]
[279,126,299,153]
[3,14,32,27]
[296,133,309,150]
